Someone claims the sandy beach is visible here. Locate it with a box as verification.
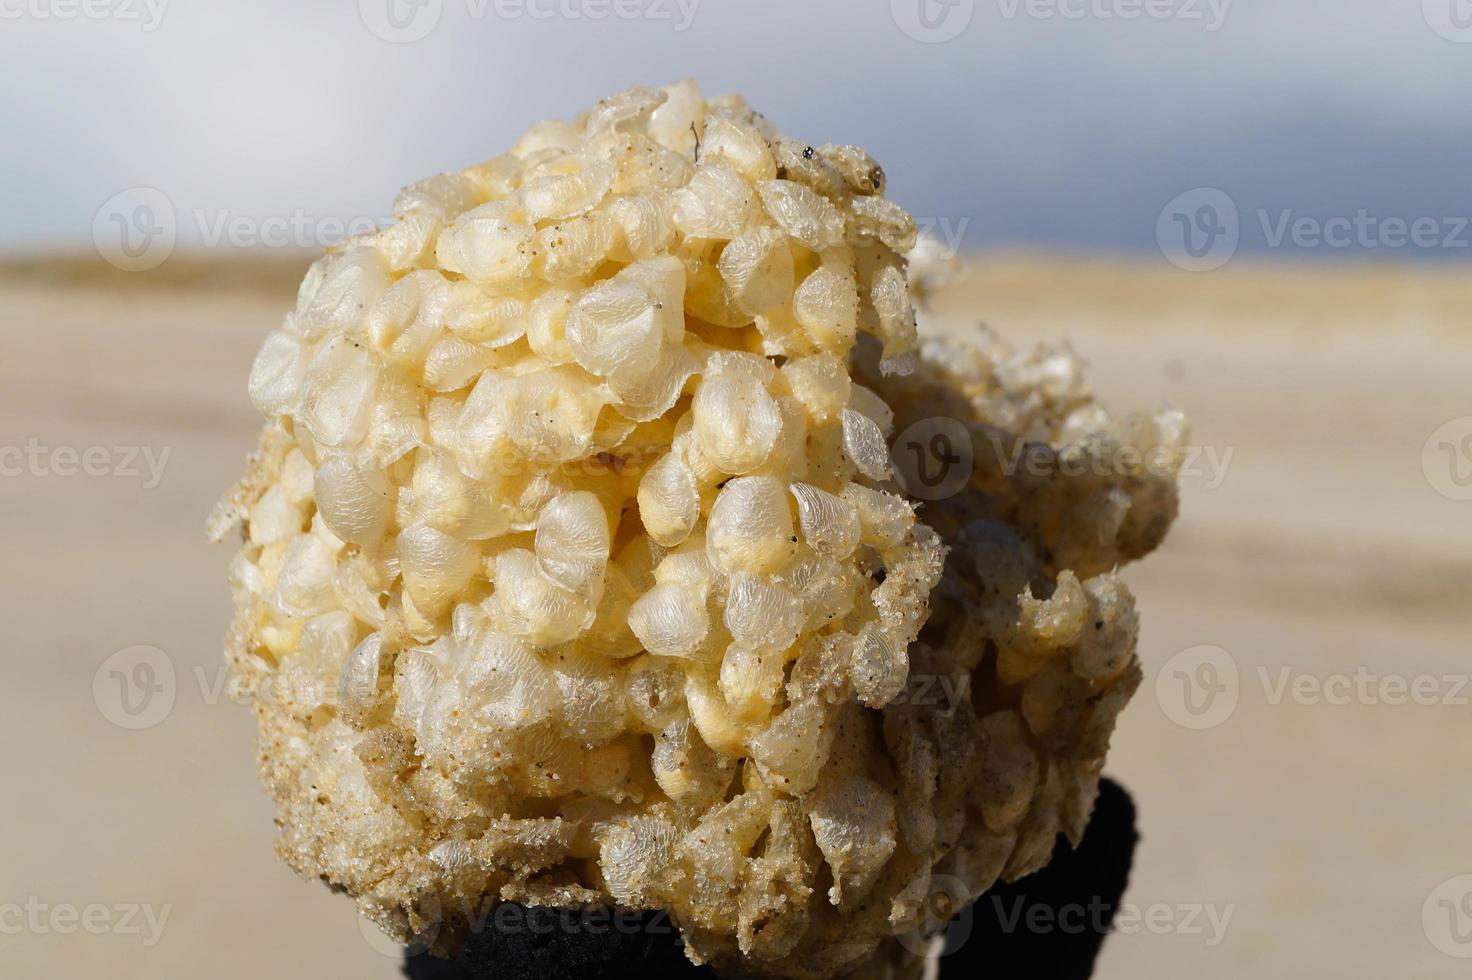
[2,252,1467,978]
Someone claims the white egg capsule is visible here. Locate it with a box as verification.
[706,476,797,575]
[314,456,394,546]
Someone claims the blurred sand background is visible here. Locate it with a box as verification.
[1,253,1468,979]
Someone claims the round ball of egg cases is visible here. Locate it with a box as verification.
[213,81,1176,979]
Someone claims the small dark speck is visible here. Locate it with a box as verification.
[1094,621,1104,630]
[802,146,815,159]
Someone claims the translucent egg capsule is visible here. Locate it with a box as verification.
[301,247,391,339]
[868,263,918,374]
[851,623,907,707]
[501,367,606,463]
[365,270,450,364]
[755,179,847,252]
[534,491,611,598]
[627,581,710,658]
[840,484,915,551]
[337,632,388,720]
[248,331,304,418]
[779,352,851,427]
[392,172,481,222]
[608,193,677,260]
[422,335,496,393]
[490,549,593,646]
[789,483,861,559]
[435,202,535,283]
[841,407,892,482]
[706,476,797,575]
[518,154,615,221]
[672,163,758,241]
[300,334,381,450]
[411,453,509,541]
[793,265,859,353]
[719,644,785,723]
[637,452,701,547]
[525,288,577,364]
[444,285,528,348]
[623,654,689,733]
[701,117,776,182]
[692,366,783,475]
[647,78,706,156]
[723,572,804,650]
[274,535,339,616]
[398,523,480,618]
[566,256,685,378]
[717,227,794,316]
[463,632,559,730]
[532,210,618,282]
[807,772,898,906]
[314,456,394,546]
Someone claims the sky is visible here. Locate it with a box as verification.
[3,0,1471,262]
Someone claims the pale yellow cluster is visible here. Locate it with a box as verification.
[213,82,1180,979]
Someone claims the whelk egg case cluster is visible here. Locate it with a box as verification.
[212,81,1182,979]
